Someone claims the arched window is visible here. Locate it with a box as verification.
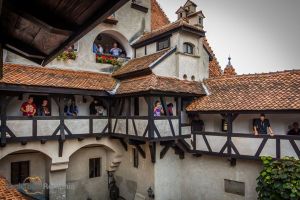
[191,75,195,81]
[183,74,187,80]
[183,43,194,54]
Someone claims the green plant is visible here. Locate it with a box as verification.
[256,156,300,200]
[57,50,77,61]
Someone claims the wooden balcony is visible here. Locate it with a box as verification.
[191,131,300,160]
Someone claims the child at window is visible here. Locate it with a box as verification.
[153,101,164,116]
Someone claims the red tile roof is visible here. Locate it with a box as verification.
[223,65,237,76]
[187,70,300,112]
[209,58,222,78]
[112,49,170,78]
[133,19,204,46]
[1,63,116,91]
[117,74,205,95]
[151,0,170,31]
[0,177,28,200]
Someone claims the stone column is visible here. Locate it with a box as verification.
[48,163,68,200]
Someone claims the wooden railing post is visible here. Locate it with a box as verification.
[177,97,182,136]
[147,96,154,139]
[58,96,65,141]
[0,95,6,146]
[0,42,3,79]
[276,138,281,159]
[226,113,233,156]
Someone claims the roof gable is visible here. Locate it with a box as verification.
[112,49,171,79]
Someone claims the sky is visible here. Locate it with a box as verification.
[157,0,300,74]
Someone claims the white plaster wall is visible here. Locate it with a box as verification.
[154,119,179,137]
[154,146,262,200]
[152,53,177,78]
[66,147,109,200]
[146,43,157,55]
[136,47,145,58]
[154,145,182,200]
[115,144,154,200]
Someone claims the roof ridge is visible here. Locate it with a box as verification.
[4,63,111,76]
[207,69,300,81]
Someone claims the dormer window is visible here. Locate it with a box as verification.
[183,42,194,54]
[157,38,170,51]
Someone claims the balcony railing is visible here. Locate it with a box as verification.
[191,131,300,160]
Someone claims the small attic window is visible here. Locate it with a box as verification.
[183,43,194,54]
[183,74,187,80]
[191,75,195,81]
[157,38,170,51]
[199,17,203,25]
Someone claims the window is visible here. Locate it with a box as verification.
[133,148,139,168]
[89,158,101,178]
[222,119,228,132]
[11,161,30,185]
[157,38,170,51]
[191,75,195,81]
[183,43,194,54]
[183,74,187,80]
[199,17,203,25]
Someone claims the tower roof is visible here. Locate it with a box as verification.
[223,56,237,76]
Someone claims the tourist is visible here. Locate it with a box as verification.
[287,122,300,135]
[191,115,205,132]
[97,104,107,116]
[64,100,78,116]
[37,99,51,116]
[109,43,122,57]
[20,96,37,117]
[167,103,174,116]
[153,101,164,116]
[254,114,274,136]
[93,43,103,55]
[89,99,99,115]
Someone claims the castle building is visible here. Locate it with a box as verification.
[0,0,299,199]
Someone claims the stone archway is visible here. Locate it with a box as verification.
[94,29,133,58]
[0,149,51,198]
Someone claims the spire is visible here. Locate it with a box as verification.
[223,55,237,76]
[227,55,232,66]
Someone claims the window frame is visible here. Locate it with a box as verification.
[89,158,101,178]
[156,37,170,51]
[11,161,30,185]
[183,42,194,54]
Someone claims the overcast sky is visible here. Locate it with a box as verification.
[157,0,300,74]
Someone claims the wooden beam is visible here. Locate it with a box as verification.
[146,96,154,138]
[42,0,129,66]
[58,96,65,141]
[118,138,128,151]
[58,140,64,157]
[0,42,3,79]
[0,95,6,146]
[160,145,171,159]
[149,142,156,163]
[135,145,146,159]
[5,2,73,36]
